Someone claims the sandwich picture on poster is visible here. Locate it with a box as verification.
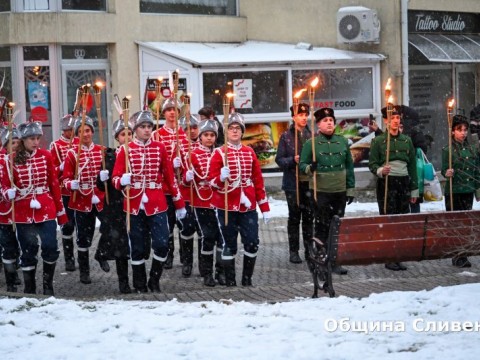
[243,123,277,168]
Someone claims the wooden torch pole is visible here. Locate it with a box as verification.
[447,98,455,211]
[73,83,91,203]
[6,102,16,231]
[308,77,319,201]
[93,82,109,205]
[293,88,307,206]
[222,93,232,225]
[122,96,131,232]
[383,78,393,215]
[155,77,163,131]
[172,70,181,183]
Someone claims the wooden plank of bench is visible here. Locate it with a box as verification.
[424,211,480,259]
[336,213,427,265]
[334,210,480,266]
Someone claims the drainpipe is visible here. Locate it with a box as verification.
[401,0,409,105]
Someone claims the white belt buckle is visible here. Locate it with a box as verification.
[133,182,142,189]
[148,182,156,189]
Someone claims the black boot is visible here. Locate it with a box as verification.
[223,258,236,287]
[180,236,193,277]
[241,255,256,286]
[163,236,174,269]
[131,263,148,293]
[94,252,110,273]
[200,254,216,287]
[116,259,132,294]
[289,251,302,264]
[147,258,164,293]
[3,263,17,292]
[42,262,56,296]
[214,248,226,285]
[77,250,91,284]
[23,267,37,294]
[14,259,21,285]
[62,236,76,272]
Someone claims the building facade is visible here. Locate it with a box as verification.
[0,0,479,184]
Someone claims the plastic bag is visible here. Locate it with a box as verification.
[416,148,425,194]
[424,175,443,201]
[417,148,435,181]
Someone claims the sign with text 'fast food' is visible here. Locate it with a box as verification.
[233,79,253,109]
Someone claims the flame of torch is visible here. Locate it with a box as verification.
[222,92,234,225]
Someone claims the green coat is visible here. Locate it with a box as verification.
[441,139,480,196]
[299,133,355,196]
[369,132,418,194]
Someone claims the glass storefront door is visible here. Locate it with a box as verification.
[62,65,110,146]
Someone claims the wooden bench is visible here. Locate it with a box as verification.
[308,210,480,298]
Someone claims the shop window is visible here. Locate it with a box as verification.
[203,70,288,115]
[140,0,236,15]
[62,0,106,11]
[24,65,52,147]
[62,45,108,60]
[0,47,13,119]
[64,69,109,145]
[409,68,451,169]
[293,68,374,111]
[24,0,49,11]
[23,46,49,61]
[0,1,11,12]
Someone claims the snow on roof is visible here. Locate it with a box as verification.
[137,41,386,67]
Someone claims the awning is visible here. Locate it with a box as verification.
[137,41,386,67]
[409,33,480,63]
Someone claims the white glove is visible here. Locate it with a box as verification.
[176,207,187,220]
[59,162,64,171]
[99,170,109,182]
[173,157,182,169]
[186,170,194,182]
[6,188,16,200]
[220,167,230,182]
[120,173,131,186]
[263,211,272,225]
[70,180,80,190]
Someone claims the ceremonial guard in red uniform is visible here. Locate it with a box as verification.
[209,113,271,287]
[0,127,21,292]
[175,113,202,277]
[1,121,67,295]
[112,110,186,293]
[184,119,224,286]
[151,98,189,269]
[96,119,133,293]
[49,114,79,271]
[63,116,107,284]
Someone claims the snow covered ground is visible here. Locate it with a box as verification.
[2,198,479,359]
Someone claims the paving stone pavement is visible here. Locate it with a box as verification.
[1,216,479,303]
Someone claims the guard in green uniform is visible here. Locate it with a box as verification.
[299,107,355,275]
[442,115,480,268]
[369,105,418,271]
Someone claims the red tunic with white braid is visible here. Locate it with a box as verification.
[179,140,202,201]
[50,136,79,196]
[112,138,185,216]
[209,143,270,213]
[0,149,67,224]
[186,144,215,209]
[62,143,105,212]
[151,126,189,195]
[0,153,14,224]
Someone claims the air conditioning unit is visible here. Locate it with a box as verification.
[337,6,381,44]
